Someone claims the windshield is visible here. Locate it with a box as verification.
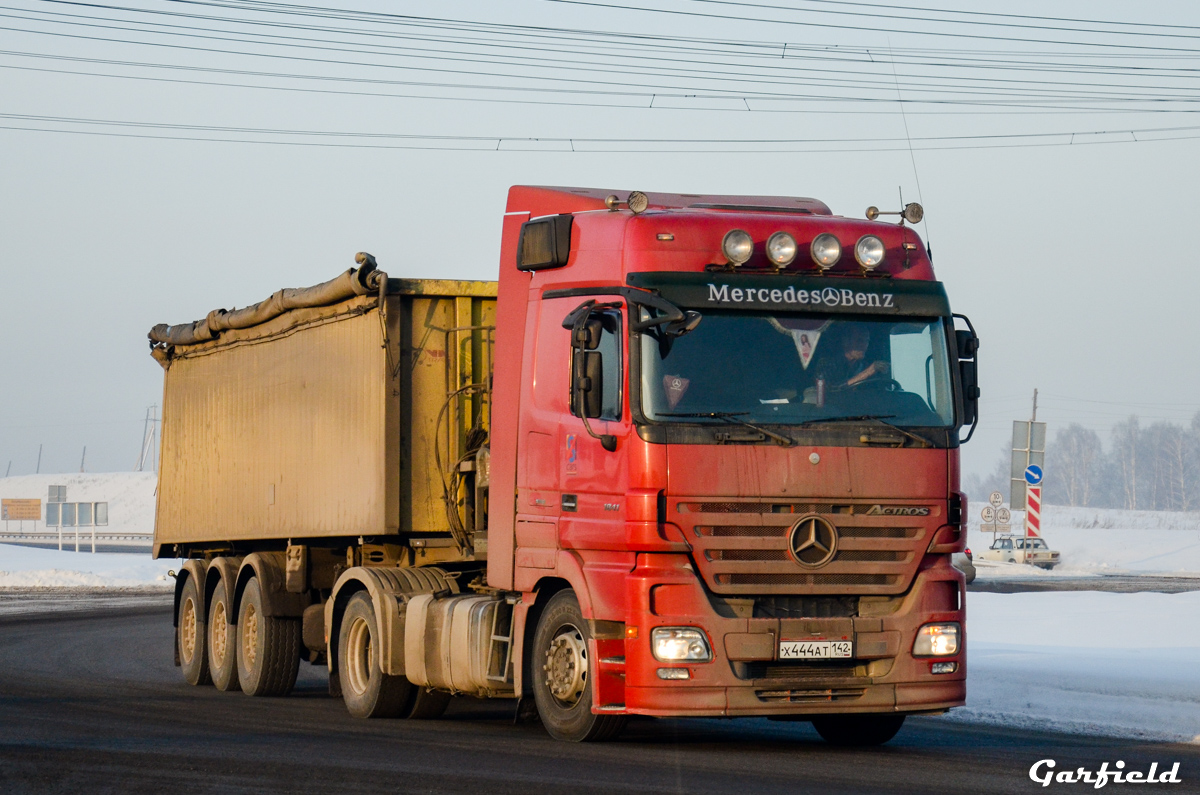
[640,311,955,427]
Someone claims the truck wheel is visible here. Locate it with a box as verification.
[338,592,412,718]
[404,687,452,720]
[531,590,626,742]
[236,576,300,697]
[208,587,240,692]
[178,575,211,686]
[812,714,906,746]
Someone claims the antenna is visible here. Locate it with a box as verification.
[4,461,10,478]
[888,41,931,255]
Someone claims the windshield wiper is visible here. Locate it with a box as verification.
[798,414,931,448]
[657,412,795,447]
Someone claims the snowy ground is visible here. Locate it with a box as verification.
[0,543,177,588]
[970,504,1200,578]
[955,590,1200,744]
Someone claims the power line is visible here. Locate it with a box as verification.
[4,111,1200,152]
[537,0,1200,54]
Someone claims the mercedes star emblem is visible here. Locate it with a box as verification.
[788,515,839,568]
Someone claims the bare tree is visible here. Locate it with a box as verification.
[1111,416,1140,510]
[1046,424,1101,507]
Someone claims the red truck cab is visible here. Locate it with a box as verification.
[488,186,977,743]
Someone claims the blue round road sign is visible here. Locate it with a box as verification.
[1024,464,1043,485]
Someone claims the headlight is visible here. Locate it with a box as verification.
[721,229,753,265]
[765,231,797,267]
[651,627,712,662]
[913,623,960,657]
[855,235,886,270]
[810,233,841,269]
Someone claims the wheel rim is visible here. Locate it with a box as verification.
[242,602,259,670]
[543,623,588,706]
[180,597,197,664]
[210,599,227,668]
[345,616,373,696]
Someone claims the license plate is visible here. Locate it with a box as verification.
[779,640,852,660]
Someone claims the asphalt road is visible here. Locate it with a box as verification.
[0,604,1196,794]
[970,575,1200,594]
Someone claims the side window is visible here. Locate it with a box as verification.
[570,310,622,421]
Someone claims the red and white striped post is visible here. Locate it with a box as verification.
[1024,485,1042,539]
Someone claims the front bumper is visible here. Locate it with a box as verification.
[598,553,966,717]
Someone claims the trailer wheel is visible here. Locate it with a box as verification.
[207,587,240,692]
[812,714,906,746]
[338,592,412,718]
[236,576,300,697]
[531,589,626,742]
[177,575,211,686]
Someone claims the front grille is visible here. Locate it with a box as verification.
[700,525,918,540]
[753,595,858,619]
[756,688,867,703]
[740,660,861,680]
[716,573,901,587]
[704,525,787,537]
[678,498,935,596]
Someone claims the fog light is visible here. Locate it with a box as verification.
[854,234,885,270]
[721,229,754,265]
[766,231,797,267]
[913,623,960,656]
[657,668,691,680]
[810,233,841,269]
[651,627,712,662]
[931,661,957,675]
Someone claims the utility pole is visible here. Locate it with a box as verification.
[79,446,87,473]
[1031,388,1038,422]
[136,405,159,472]
[35,444,42,474]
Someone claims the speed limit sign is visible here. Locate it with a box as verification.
[996,507,1011,525]
[989,491,1003,508]
[981,506,996,523]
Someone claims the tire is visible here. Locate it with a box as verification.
[236,577,301,697]
[812,714,906,746]
[207,585,240,692]
[531,590,626,742]
[177,575,211,686]
[338,593,412,718]
[404,687,452,720]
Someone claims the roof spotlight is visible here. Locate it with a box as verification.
[765,232,797,268]
[810,233,841,270]
[627,191,649,215]
[855,235,886,270]
[721,229,754,266]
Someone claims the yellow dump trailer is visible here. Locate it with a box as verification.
[151,264,496,560]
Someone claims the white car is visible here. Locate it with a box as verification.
[978,534,1060,569]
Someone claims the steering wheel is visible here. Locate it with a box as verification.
[847,376,901,392]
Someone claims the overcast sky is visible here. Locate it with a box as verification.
[2,0,1198,484]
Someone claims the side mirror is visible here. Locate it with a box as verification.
[952,314,979,442]
[571,350,603,419]
[955,329,979,359]
[958,360,978,426]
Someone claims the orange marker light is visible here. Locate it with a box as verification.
[625,626,639,639]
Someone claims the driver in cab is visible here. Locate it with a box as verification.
[831,325,889,388]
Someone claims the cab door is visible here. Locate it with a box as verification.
[558,303,629,552]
